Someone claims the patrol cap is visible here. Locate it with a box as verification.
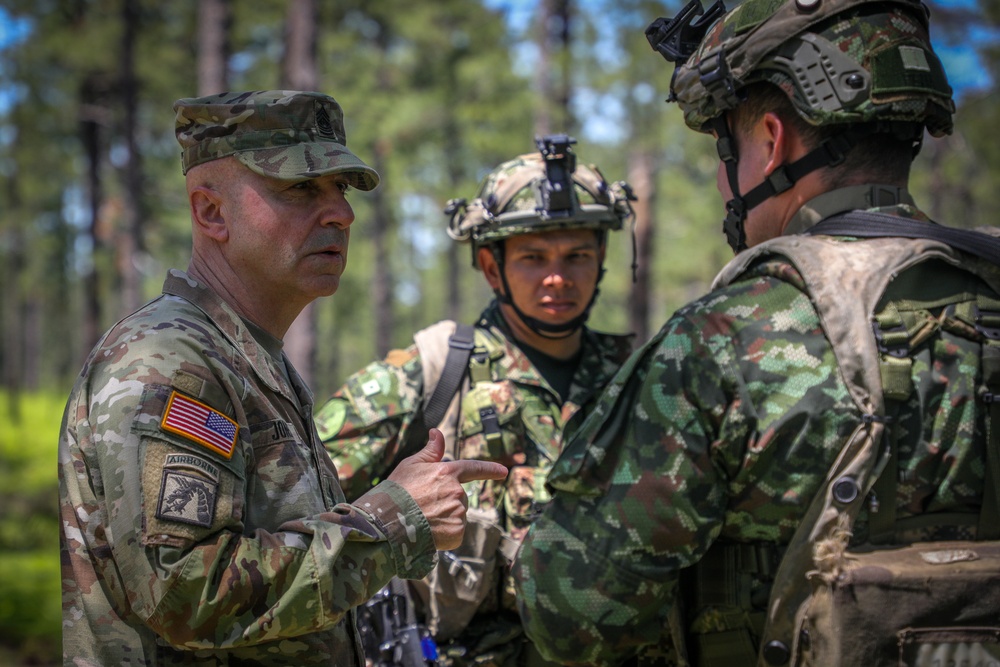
[173,90,380,190]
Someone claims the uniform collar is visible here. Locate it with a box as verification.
[161,269,313,409]
[477,300,626,405]
[783,185,918,237]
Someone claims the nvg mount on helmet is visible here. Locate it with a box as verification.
[537,134,578,215]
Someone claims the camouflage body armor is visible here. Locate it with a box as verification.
[683,227,1000,666]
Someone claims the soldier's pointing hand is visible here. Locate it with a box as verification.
[387,428,508,551]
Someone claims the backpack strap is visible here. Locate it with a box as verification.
[808,210,1000,265]
[867,298,930,542]
[423,324,476,429]
[401,324,478,462]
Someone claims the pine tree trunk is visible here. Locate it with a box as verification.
[280,0,320,386]
[197,0,231,95]
[119,0,144,315]
[80,77,105,354]
[371,138,395,358]
[627,149,656,344]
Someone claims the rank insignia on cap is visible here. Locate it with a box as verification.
[161,391,239,459]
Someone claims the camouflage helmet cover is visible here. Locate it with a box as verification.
[447,151,634,266]
[669,0,955,136]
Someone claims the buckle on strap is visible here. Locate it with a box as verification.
[819,133,855,167]
[873,320,909,358]
[974,306,1000,341]
[765,166,793,196]
[722,198,747,253]
[716,135,737,162]
[699,51,741,110]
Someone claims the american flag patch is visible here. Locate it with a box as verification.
[161,391,239,459]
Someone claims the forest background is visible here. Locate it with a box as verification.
[1,0,998,664]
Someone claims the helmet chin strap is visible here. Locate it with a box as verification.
[490,245,603,340]
[712,115,867,254]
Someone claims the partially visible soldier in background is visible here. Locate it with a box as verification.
[316,135,636,666]
[58,90,507,667]
[515,1,1000,666]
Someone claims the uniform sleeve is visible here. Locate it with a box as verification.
[78,335,436,651]
[514,313,750,666]
[316,346,425,500]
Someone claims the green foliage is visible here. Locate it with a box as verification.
[0,390,63,665]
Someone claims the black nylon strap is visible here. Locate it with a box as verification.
[396,324,477,464]
[806,210,1000,266]
[741,133,857,212]
[423,323,476,429]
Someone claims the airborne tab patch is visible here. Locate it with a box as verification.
[161,390,239,459]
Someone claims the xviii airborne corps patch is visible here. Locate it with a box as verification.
[155,452,221,528]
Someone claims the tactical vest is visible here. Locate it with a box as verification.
[684,232,1000,667]
[414,320,578,641]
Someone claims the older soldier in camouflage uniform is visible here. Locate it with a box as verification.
[315,136,635,666]
[58,90,507,667]
[515,2,1000,666]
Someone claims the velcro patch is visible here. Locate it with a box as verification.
[899,45,930,72]
[156,470,218,527]
[161,390,239,459]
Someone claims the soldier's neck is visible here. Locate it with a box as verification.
[498,303,583,361]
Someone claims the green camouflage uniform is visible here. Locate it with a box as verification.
[316,300,633,664]
[59,269,436,666]
[513,188,995,666]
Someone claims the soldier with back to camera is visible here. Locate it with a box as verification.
[514,2,1000,666]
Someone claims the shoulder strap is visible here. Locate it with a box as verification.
[807,210,1000,265]
[423,324,476,429]
[399,324,477,462]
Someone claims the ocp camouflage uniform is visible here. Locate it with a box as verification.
[59,269,436,666]
[512,190,997,665]
[316,300,633,665]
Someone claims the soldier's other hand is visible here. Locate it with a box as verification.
[386,428,507,551]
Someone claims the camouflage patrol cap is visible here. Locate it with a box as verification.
[173,90,379,190]
[446,145,635,268]
[663,0,954,136]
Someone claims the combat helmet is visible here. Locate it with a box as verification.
[446,135,636,337]
[645,0,955,252]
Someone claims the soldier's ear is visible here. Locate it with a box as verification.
[760,111,794,180]
[479,246,503,291]
[189,185,229,243]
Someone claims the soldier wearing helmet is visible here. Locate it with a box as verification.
[515,2,1000,666]
[316,136,635,666]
